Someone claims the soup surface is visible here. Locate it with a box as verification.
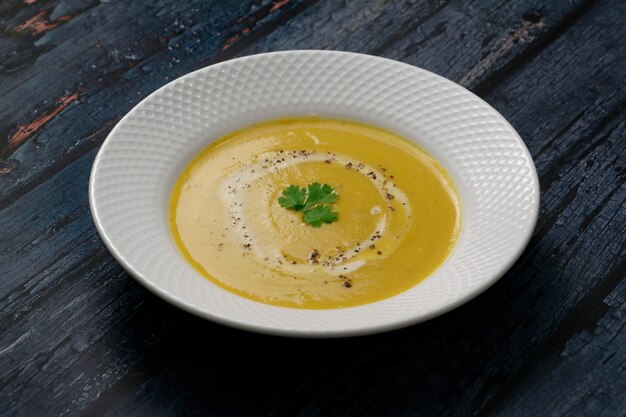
[170,117,461,309]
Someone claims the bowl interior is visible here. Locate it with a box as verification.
[90,51,539,337]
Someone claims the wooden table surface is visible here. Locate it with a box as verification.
[1,1,625,416]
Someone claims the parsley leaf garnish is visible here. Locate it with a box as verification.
[278,182,340,227]
[305,182,340,205]
[302,205,338,227]
[277,185,306,210]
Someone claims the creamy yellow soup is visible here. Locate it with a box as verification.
[170,117,461,309]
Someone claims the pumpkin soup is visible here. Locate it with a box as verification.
[169,117,460,309]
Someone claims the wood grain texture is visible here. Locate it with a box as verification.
[0,0,624,416]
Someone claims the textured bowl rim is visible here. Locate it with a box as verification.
[89,50,540,338]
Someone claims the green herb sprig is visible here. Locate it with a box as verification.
[278,183,339,227]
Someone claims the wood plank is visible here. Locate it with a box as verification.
[480,262,626,417]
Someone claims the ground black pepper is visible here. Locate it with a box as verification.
[309,249,319,264]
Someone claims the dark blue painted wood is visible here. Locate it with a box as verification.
[0,0,624,416]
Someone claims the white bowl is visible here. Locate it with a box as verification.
[89,51,539,337]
